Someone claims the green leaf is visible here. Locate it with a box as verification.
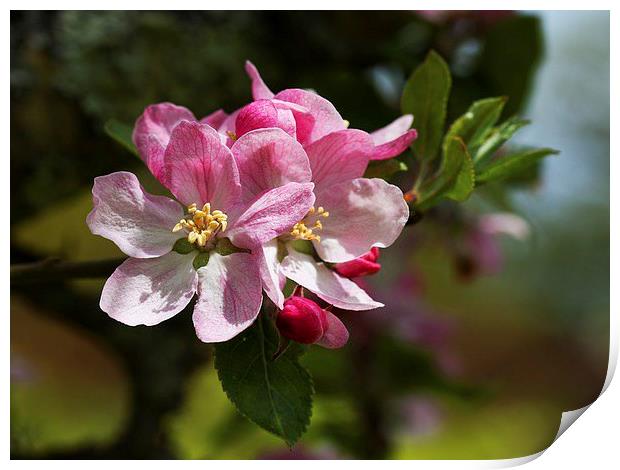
[474,116,530,166]
[401,50,452,161]
[363,159,408,180]
[215,314,313,446]
[444,97,507,155]
[416,137,467,210]
[104,119,138,156]
[444,148,475,202]
[476,148,559,184]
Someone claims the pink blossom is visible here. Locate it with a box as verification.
[244,127,409,312]
[88,121,315,342]
[276,295,349,349]
[128,63,411,324]
[244,61,418,160]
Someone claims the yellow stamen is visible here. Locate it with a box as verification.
[226,131,238,142]
[172,202,228,249]
[289,205,330,242]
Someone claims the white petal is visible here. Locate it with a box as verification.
[280,249,383,311]
[192,252,263,342]
[100,252,197,326]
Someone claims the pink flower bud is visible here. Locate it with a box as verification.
[333,247,381,278]
[276,296,328,344]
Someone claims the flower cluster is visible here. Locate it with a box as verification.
[88,61,415,345]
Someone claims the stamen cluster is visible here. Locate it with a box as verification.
[290,206,329,242]
[173,203,228,248]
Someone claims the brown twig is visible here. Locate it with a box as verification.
[10,257,127,285]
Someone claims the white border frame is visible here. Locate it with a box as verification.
[4,3,616,467]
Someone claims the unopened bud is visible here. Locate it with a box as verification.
[333,247,381,278]
[276,296,328,344]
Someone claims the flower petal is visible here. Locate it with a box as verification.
[316,311,349,349]
[256,239,286,309]
[245,60,275,100]
[132,103,196,179]
[369,115,418,160]
[371,129,418,161]
[235,100,278,138]
[304,129,373,193]
[227,182,315,249]
[161,120,241,209]
[216,109,241,146]
[200,109,228,129]
[275,88,346,145]
[370,115,414,145]
[333,248,382,278]
[314,178,409,263]
[231,128,312,203]
[235,100,296,139]
[100,252,197,326]
[193,252,262,342]
[280,249,383,311]
[86,172,184,258]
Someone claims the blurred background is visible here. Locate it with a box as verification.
[10,10,609,459]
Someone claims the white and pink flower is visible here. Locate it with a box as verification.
[90,60,413,345]
[88,121,314,342]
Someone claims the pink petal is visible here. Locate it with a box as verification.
[245,60,275,100]
[369,115,417,160]
[216,109,241,147]
[87,171,184,258]
[256,239,285,309]
[371,129,418,161]
[132,103,196,179]
[235,100,278,138]
[479,213,530,240]
[370,115,414,145]
[333,248,381,278]
[276,108,297,137]
[280,249,383,311]
[193,252,262,342]
[231,128,312,203]
[227,182,315,249]
[100,252,197,326]
[316,311,350,349]
[161,120,241,209]
[304,129,374,193]
[235,100,296,139]
[314,178,409,263]
[200,109,228,129]
[275,88,346,145]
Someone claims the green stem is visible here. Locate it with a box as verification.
[412,159,430,193]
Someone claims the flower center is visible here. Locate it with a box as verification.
[172,203,228,248]
[290,206,329,242]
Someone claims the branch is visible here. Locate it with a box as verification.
[10,257,127,285]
